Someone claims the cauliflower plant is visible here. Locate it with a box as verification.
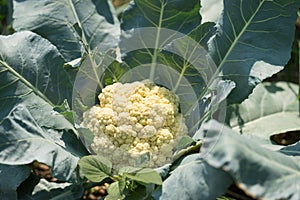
[81,80,188,168]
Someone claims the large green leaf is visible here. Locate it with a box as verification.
[121,0,201,34]
[0,31,74,108]
[160,154,232,200]
[13,0,120,61]
[0,164,31,199]
[201,120,300,199]
[0,31,89,181]
[120,0,201,69]
[0,31,81,136]
[0,104,86,181]
[208,0,299,103]
[228,82,300,141]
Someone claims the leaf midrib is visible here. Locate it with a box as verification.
[0,60,54,107]
[218,1,264,70]
[67,0,91,54]
[208,0,265,87]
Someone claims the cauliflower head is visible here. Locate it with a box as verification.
[81,80,188,168]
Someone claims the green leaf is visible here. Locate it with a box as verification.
[188,22,217,49]
[0,105,86,181]
[0,31,84,136]
[120,167,162,185]
[228,82,300,141]
[0,31,75,107]
[201,120,300,199]
[102,59,130,86]
[78,155,112,182]
[172,140,202,163]
[120,0,201,80]
[121,0,201,34]
[106,181,125,200]
[13,0,120,61]
[208,0,299,103]
[161,154,232,200]
[0,31,88,181]
[0,164,31,199]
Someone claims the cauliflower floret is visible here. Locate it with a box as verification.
[81,80,188,168]
[139,125,157,138]
[116,112,131,126]
[91,136,115,155]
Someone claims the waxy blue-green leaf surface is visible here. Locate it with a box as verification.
[209,0,299,103]
[120,0,201,68]
[13,0,120,61]
[201,120,300,200]
[228,82,300,140]
[0,31,74,108]
[0,164,31,199]
[121,0,201,34]
[0,104,86,181]
[0,31,80,134]
[0,31,88,182]
[161,154,232,200]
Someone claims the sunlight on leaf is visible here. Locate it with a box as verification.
[201,120,300,199]
[209,0,299,103]
[228,82,300,141]
[13,0,120,61]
